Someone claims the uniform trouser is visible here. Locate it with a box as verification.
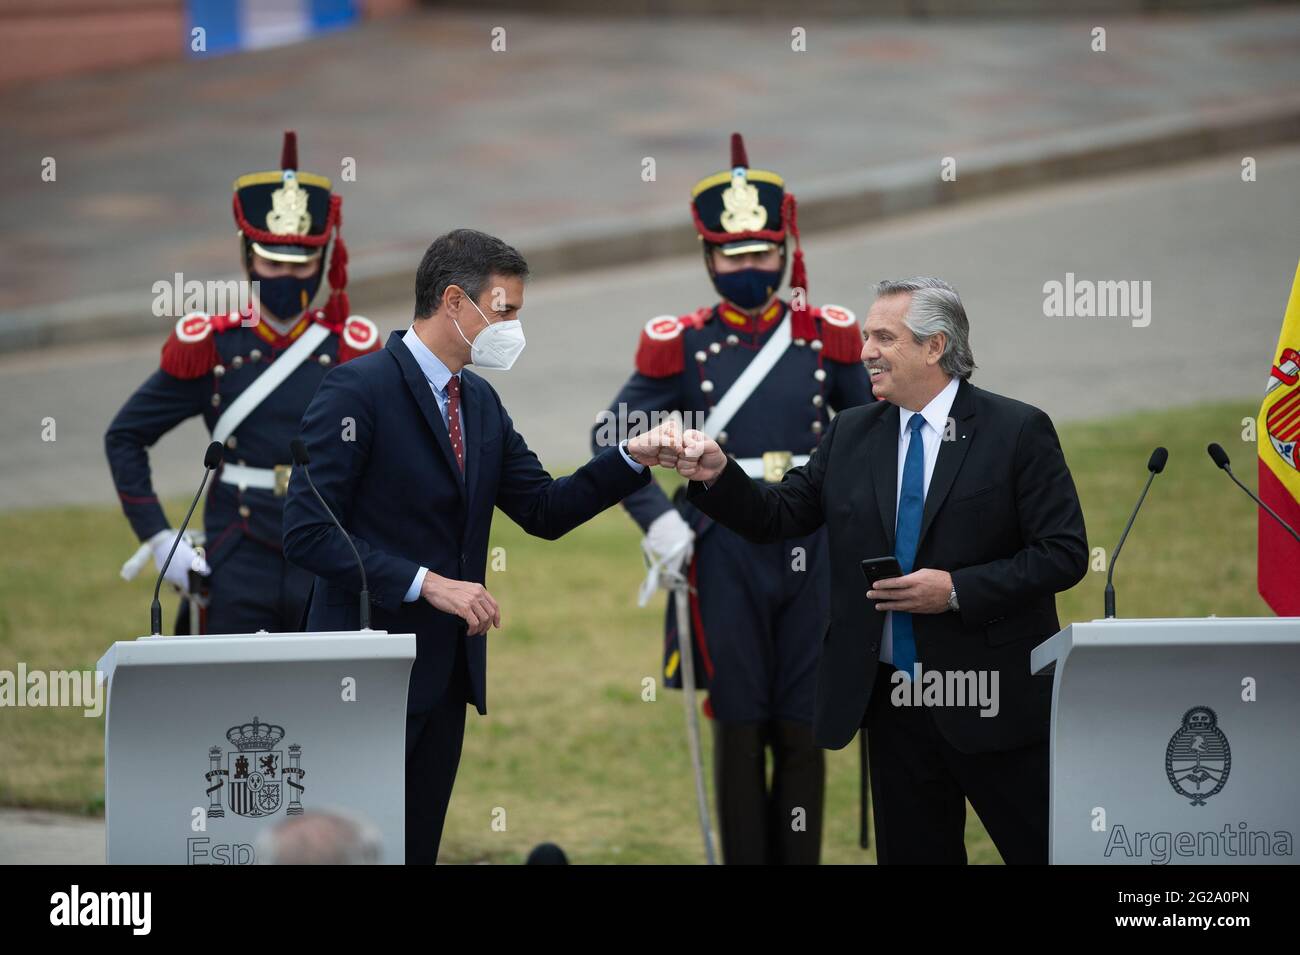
[712,719,825,865]
[863,665,1049,865]
[688,524,830,864]
[204,534,315,635]
[404,636,471,865]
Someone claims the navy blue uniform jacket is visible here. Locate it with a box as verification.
[283,331,652,715]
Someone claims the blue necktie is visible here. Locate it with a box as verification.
[892,413,926,679]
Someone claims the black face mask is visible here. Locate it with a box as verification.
[705,244,786,311]
[251,269,322,322]
[710,267,783,310]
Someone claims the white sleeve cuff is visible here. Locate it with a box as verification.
[404,567,428,603]
[618,441,646,473]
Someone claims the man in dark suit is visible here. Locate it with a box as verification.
[673,277,1089,864]
[283,229,680,864]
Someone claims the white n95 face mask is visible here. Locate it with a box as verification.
[454,294,525,370]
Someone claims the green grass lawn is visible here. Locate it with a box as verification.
[0,400,1273,863]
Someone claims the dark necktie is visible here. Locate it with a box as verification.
[446,374,464,473]
[893,413,926,678]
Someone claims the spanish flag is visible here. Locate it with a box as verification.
[1257,260,1300,615]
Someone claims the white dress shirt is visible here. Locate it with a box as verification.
[400,325,644,603]
[879,375,960,666]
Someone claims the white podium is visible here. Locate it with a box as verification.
[1031,617,1300,864]
[98,630,415,864]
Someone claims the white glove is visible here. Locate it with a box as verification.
[637,509,695,607]
[148,528,211,592]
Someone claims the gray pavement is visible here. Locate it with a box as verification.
[0,809,103,865]
[1,143,1296,514]
[2,8,1299,348]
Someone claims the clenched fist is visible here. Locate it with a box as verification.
[676,429,728,483]
[626,415,685,468]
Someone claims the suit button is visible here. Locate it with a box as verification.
[238,505,251,518]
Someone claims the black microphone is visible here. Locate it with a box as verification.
[151,441,223,635]
[1104,446,1168,619]
[1207,443,1300,545]
[290,439,371,630]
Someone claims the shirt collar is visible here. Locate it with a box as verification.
[402,325,456,394]
[899,376,960,439]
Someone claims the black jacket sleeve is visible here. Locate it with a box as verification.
[685,411,839,543]
[501,399,652,541]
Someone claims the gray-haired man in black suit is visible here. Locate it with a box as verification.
[672,277,1088,864]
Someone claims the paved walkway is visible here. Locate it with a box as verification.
[0,809,103,865]
[1,8,1298,348]
[1,143,1296,512]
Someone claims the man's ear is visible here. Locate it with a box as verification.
[927,332,947,366]
[441,284,462,315]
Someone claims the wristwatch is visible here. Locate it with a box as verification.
[947,586,960,612]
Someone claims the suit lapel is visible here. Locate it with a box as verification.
[917,379,977,549]
[385,333,467,506]
[461,370,487,515]
[869,404,900,553]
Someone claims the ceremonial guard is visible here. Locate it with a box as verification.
[596,134,872,863]
[105,131,380,634]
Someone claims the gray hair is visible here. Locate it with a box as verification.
[256,809,383,865]
[872,277,976,380]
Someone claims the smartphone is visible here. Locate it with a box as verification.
[860,556,903,587]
